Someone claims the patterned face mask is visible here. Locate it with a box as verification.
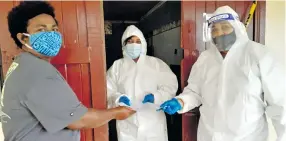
[23,31,63,57]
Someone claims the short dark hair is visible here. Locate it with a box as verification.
[124,36,135,46]
[7,1,56,48]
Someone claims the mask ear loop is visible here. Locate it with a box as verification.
[22,33,30,37]
[22,33,33,50]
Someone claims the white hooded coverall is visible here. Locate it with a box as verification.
[176,6,286,141]
[107,25,178,141]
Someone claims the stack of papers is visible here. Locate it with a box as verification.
[119,101,160,112]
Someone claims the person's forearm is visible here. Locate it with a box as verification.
[67,108,117,130]
[175,92,201,113]
[83,108,118,128]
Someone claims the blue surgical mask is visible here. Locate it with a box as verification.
[125,43,141,59]
[23,31,63,57]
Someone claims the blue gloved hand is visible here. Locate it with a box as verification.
[119,96,131,106]
[142,94,154,104]
[159,98,182,115]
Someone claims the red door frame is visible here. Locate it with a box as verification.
[181,1,265,141]
[85,2,108,141]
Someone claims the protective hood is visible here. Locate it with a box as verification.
[121,25,147,58]
[203,6,249,50]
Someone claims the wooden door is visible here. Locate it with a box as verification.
[0,1,108,141]
[181,1,265,141]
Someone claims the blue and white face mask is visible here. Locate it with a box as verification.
[124,43,142,59]
[23,31,63,57]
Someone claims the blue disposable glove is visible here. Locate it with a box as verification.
[142,94,154,104]
[159,98,182,115]
[119,96,131,106]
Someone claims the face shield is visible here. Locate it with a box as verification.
[203,13,248,51]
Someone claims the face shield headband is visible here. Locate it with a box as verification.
[203,13,239,42]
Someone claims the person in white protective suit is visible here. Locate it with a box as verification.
[106,25,178,141]
[160,6,286,141]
